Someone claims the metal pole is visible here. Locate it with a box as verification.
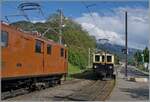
[125,11,128,77]
[58,9,63,44]
[88,48,91,68]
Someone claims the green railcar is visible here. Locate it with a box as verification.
[93,51,116,79]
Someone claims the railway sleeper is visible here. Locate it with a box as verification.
[30,77,61,90]
[1,88,29,100]
[1,91,11,100]
[2,75,63,100]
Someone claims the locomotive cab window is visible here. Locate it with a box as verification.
[107,56,112,62]
[47,44,52,55]
[1,31,8,47]
[102,55,105,62]
[35,40,42,53]
[60,48,64,57]
[65,50,67,59]
[95,55,100,62]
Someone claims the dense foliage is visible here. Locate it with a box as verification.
[62,20,96,69]
[143,47,149,63]
[134,47,149,65]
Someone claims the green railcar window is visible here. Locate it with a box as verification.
[95,55,100,62]
[107,56,112,62]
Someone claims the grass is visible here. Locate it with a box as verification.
[68,63,81,74]
[66,63,82,80]
[135,64,149,75]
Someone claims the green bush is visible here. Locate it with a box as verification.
[68,48,87,69]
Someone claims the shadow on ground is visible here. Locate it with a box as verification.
[69,69,98,80]
[120,87,149,100]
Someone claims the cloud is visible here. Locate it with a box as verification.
[75,7,149,49]
[31,20,46,23]
[80,22,124,45]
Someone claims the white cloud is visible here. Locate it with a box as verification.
[75,7,149,49]
[31,20,46,23]
[80,22,124,45]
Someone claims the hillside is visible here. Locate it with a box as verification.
[96,42,141,62]
[11,15,96,69]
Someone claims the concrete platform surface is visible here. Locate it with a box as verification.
[108,78,149,101]
[108,66,149,101]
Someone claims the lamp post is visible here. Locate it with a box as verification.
[58,9,63,44]
[125,11,128,78]
[88,48,91,68]
[57,9,67,45]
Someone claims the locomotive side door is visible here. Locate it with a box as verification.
[35,39,45,73]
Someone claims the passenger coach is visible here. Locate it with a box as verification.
[93,51,115,79]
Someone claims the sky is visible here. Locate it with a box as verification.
[1,0,149,50]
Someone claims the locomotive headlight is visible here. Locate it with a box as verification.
[94,65,97,68]
[109,66,112,69]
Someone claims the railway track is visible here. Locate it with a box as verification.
[4,79,115,101]
[3,70,115,101]
[64,79,115,101]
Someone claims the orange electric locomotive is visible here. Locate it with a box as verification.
[1,22,68,92]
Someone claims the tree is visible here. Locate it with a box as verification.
[134,51,142,65]
[143,47,149,63]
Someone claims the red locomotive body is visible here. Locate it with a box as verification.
[1,22,68,92]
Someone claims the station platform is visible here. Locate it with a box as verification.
[107,66,149,101]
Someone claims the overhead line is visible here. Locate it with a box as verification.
[81,2,100,29]
[81,1,110,43]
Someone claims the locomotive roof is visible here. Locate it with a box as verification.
[1,22,66,48]
[94,51,114,56]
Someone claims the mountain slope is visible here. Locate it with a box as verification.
[96,43,141,61]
